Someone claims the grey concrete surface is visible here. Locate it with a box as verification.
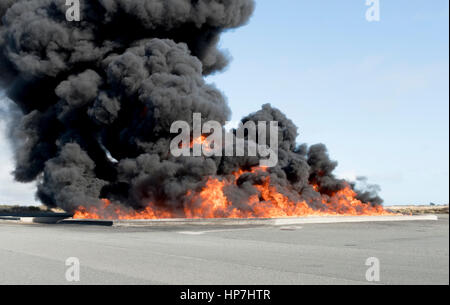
[0,215,448,285]
[59,214,438,227]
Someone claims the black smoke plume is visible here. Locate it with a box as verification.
[0,0,382,214]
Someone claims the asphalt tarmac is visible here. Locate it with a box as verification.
[0,215,448,284]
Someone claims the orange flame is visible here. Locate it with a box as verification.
[74,199,174,220]
[190,135,208,148]
[73,166,392,220]
[190,135,214,153]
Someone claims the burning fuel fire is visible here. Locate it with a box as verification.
[74,166,392,220]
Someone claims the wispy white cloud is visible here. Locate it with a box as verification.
[0,120,39,206]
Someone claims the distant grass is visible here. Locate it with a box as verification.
[387,205,449,215]
[0,205,65,214]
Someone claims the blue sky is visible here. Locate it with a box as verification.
[0,0,449,206]
[207,0,449,205]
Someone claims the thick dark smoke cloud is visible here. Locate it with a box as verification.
[0,0,382,213]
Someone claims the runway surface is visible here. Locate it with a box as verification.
[0,215,448,285]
